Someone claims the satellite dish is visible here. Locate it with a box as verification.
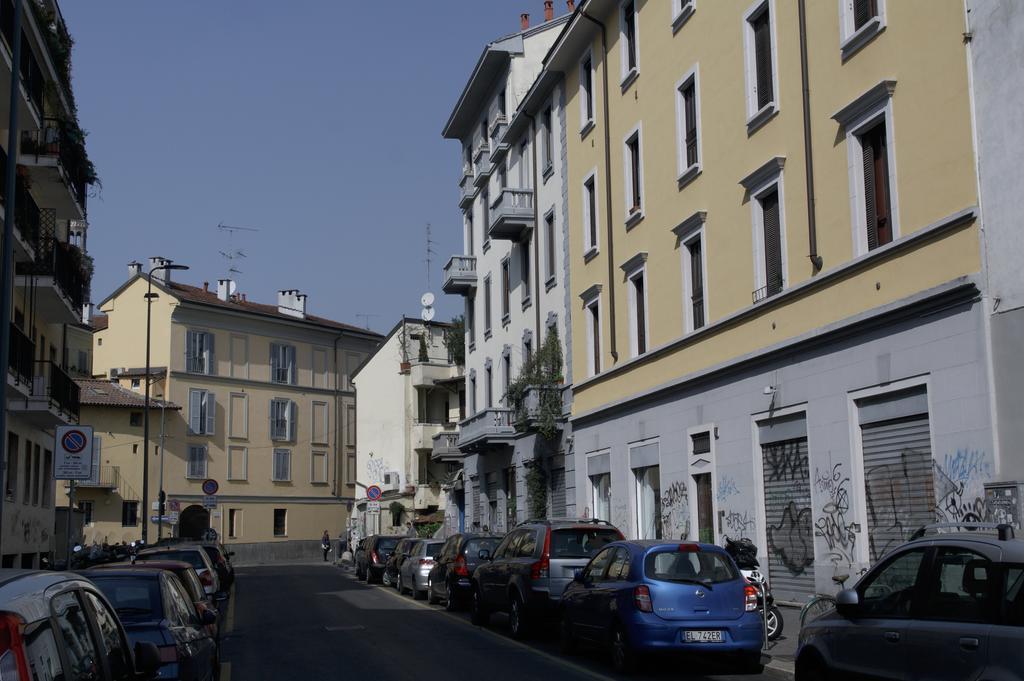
[421,307,436,322]
[228,281,237,295]
[421,292,435,307]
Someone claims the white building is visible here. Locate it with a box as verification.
[351,319,463,538]
[441,4,576,534]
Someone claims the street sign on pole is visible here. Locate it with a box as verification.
[201,479,219,495]
[202,495,218,509]
[168,499,181,513]
[366,501,381,513]
[366,485,383,501]
[54,426,94,480]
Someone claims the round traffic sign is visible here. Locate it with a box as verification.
[61,429,88,454]
[366,485,383,501]
[201,479,219,495]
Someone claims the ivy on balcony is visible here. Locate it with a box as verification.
[505,326,563,440]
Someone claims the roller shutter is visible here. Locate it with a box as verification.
[762,438,814,603]
[550,468,566,518]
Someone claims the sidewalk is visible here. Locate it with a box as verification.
[764,605,799,676]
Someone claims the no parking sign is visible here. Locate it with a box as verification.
[55,426,94,480]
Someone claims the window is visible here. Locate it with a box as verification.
[860,121,893,251]
[497,163,506,190]
[580,54,595,130]
[469,375,477,414]
[520,242,531,305]
[129,411,142,427]
[501,258,511,323]
[544,213,557,284]
[757,188,783,300]
[502,355,511,407]
[270,343,297,384]
[82,591,132,680]
[228,446,247,481]
[187,445,207,479]
[744,0,777,131]
[270,398,297,442]
[229,392,248,439]
[30,443,39,505]
[131,378,139,390]
[346,452,356,485]
[623,260,648,356]
[188,389,215,435]
[273,449,292,482]
[673,0,695,32]
[312,401,329,444]
[840,0,884,59]
[583,547,615,581]
[485,364,493,409]
[121,501,139,527]
[517,138,530,188]
[311,451,328,483]
[586,298,602,377]
[523,338,533,365]
[22,621,65,681]
[5,432,15,501]
[481,190,490,250]
[624,128,643,222]
[498,89,506,118]
[229,509,241,538]
[346,404,356,446]
[1003,566,1024,625]
[853,0,878,30]
[635,465,661,540]
[591,472,611,521]
[620,1,638,83]
[676,69,700,183]
[78,500,93,525]
[542,106,554,173]
[273,508,287,536]
[920,548,995,623]
[858,548,925,618]
[681,227,706,331]
[583,173,599,254]
[52,591,102,681]
[466,213,475,255]
[186,330,215,375]
[41,449,51,507]
[467,293,476,347]
[483,275,493,336]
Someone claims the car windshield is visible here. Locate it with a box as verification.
[377,538,400,551]
[550,529,621,559]
[425,543,443,558]
[644,550,739,585]
[90,578,161,621]
[138,551,205,571]
[464,538,499,557]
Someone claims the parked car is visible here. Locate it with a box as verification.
[796,524,1024,681]
[427,533,503,610]
[136,546,222,597]
[398,539,444,599]
[197,543,235,590]
[356,535,401,584]
[471,518,624,638]
[82,568,219,681]
[560,540,764,673]
[0,570,161,680]
[384,538,422,588]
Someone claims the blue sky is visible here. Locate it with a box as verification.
[61,1,557,332]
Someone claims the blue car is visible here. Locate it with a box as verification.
[560,541,764,674]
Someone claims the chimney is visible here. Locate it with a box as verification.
[277,289,306,319]
[567,0,575,11]
[521,12,529,30]
[128,261,142,278]
[203,281,209,292]
[544,0,553,21]
[148,256,173,283]
[217,279,232,302]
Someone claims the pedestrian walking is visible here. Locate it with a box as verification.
[321,530,331,562]
[405,522,417,537]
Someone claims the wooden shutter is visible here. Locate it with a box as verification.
[591,304,600,375]
[863,131,878,251]
[287,345,296,384]
[689,238,704,329]
[753,8,773,110]
[629,138,641,210]
[684,83,698,167]
[634,274,646,354]
[289,401,298,441]
[186,330,196,368]
[189,390,202,434]
[206,333,215,375]
[762,190,783,296]
[853,0,876,30]
[862,125,892,250]
[587,180,597,247]
[205,392,215,435]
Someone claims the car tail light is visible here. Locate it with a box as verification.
[418,558,434,566]
[677,543,701,553]
[453,554,469,577]
[744,584,759,612]
[199,570,214,588]
[531,529,551,580]
[0,613,29,680]
[633,586,653,613]
[371,550,380,565]
[158,645,178,663]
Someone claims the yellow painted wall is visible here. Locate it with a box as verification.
[94,277,176,374]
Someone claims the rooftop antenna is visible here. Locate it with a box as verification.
[421,223,436,322]
[424,223,437,288]
[217,222,260,280]
[355,313,380,331]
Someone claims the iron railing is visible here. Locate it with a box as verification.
[752,277,784,304]
[21,118,91,211]
[185,355,209,374]
[0,0,44,116]
[78,465,120,489]
[50,241,88,312]
[36,360,80,419]
[7,324,33,387]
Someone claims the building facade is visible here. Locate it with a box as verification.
[532,0,1000,604]
[2,0,95,568]
[442,5,576,536]
[351,319,463,539]
[93,261,380,558]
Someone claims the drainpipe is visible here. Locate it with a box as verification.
[526,112,542,345]
[798,0,823,272]
[581,8,619,361]
[332,331,345,499]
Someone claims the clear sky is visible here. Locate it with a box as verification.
[60,1,559,333]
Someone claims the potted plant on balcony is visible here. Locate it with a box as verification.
[504,327,563,440]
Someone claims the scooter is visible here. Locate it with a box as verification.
[724,537,784,642]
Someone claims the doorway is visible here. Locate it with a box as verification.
[179,505,211,540]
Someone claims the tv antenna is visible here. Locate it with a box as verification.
[424,223,437,288]
[217,222,260,278]
[355,313,380,331]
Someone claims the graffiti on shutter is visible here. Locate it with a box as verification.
[762,438,814,602]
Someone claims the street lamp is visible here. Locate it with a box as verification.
[142,262,188,543]
[155,394,168,542]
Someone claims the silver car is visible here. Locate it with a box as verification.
[398,539,444,600]
[796,525,1024,680]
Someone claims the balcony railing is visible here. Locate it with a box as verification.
[752,276,784,304]
[0,0,44,116]
[21,241,88,312]
[458,407,515,450]
[7,324,33,387]
[78,465,120,490]
[473,140,490,164]
[21,119,91,211]
[35,360,80,419]
[431,430,463,462]
[185,355,210,374]
[442,255,477,295]
[488,188,535,241]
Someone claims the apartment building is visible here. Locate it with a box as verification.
[350,319,463,539]
[92,260,380,559]
[1,0,94,567]
[531,0,999,603]
[442,3,575,535]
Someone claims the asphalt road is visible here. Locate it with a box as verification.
[220,564,792,681]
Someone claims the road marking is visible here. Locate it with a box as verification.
[220,662,230,681]
[339,573,617,681]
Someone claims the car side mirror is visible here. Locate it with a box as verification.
[835,588,860,618]
[214,591,229,603]
[201,609,218,625]
[573,572,588,584]
[134,641,161,678]
[478,549,491,561]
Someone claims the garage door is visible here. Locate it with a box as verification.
[550,468,566,518]
[471,479,481,530]
[762,437,814,603]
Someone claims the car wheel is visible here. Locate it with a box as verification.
[767,605,784,642]
[382,570,393,587]
[427,579,438,605]
[610,624,635,674]
[509,593,530,640]
[796,652,830,681]
[445,581,460,612]
[559,615,577,655]
[470,586,489,626]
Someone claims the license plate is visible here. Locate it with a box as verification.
[684,630,723,643]
[572,567,583,578]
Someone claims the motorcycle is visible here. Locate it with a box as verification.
[724,537,784,642]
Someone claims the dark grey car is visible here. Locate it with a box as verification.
[427,533,502,610]
[796,526,1024,681]
[355,535,401,583]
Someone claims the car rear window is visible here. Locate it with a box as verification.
[90,577,161,621]
[464,538,499,557]
[644,549,739,584]
[377,537,400,551]
[550,528,621,559]
[425,543,443,558]
[138,551,205,571]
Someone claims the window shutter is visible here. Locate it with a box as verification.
[289,401,298,441]
[270,400,277,439]
[205,392,215,435]
[762,191,783,296]
[753,10,774,110]
[862,132,879,251]
[690,240,704,329]
[270,344,279,381]
[684,85,698,167]
[186,330,196,366]
[287,346,296,384]
[189,390,201,434]
[634,275,646,354]
[206,333,215,375]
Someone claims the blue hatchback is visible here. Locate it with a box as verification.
[560,541,764,674]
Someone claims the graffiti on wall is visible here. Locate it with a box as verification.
[722,510,755,537]
[716,475,740,503]
[934,459,987,524]
[943,449,992,485]
[813,463,859,566]
[661,481,691,540]
[366,456,387,484]
[767,501,814,575]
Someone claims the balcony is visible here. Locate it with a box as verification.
[457,407,516,451]
[489,115,509,160]
[431,430,463,463]
[472,139,490,165]
[16,241,89,324]
[9,360,79,425]
[473,158,492,189]
[19,119,90,219]
[458,170,477,210]
[442,255,477,295]
[414,484,442,511]
[410,361,459,388]
[520,385,566,431]
[78,465,120,491]
[0,1,45,125]
[412,422,445,451]
[0,149,42,263]
[488,188,535,241]
[5,323,33,400]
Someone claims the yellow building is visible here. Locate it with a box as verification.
[89,261,381,559]
[542,0,996,602]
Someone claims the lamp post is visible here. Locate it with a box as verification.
[142,262,188,543]
[156,394,167,542]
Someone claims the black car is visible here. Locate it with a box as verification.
[427,533,502,610]
[198,544,234,590]
[355,535,401,583]
[384,538,421,588]
[471,518,623,638]
[83,568,219,681]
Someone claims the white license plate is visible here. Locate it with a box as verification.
[684,630,723,643]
